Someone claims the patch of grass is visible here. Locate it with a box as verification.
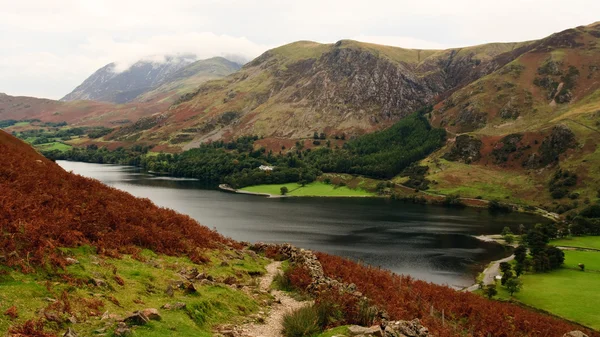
[494,268,600,330]
[562,250,600,271]
[551,236,600,250]
[490,249,600,330]
[36,142,72,152]
[423,158,536,204]
[0,246,269,336]
[315,326,351,337]
[281,306,322,337]
[240,181,374,197]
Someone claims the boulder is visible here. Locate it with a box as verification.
[563,332,588,337]
[123,311,149,326]
[141,308,162,321]
[65,258,79,265]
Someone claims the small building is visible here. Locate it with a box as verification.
[259,165,274,171]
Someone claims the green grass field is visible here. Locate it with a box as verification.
[490,245,600,330]
[563,250,600,271]
[240,181,375,197]
[551,236,600,250]
[494,268,600,330]
[36,141,72,151]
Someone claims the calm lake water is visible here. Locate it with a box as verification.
[57,160,547,288]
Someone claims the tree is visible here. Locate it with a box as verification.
[524,227,549,256]
[505,277,522,296]
[501,270,514,286]
[280,186,289,195]
[514,245,527,264]
[483,284,498,299]
[545,246,565,269]
[578,263,585,271]
[514,263,524,277]
[499,262,512,274]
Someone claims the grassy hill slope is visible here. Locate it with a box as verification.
[426,22,600,213]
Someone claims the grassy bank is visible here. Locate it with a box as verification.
[0,245,269,336]
[489,237,600,330]
[240,181,375,197]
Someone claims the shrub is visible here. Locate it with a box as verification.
[282,306,321,337]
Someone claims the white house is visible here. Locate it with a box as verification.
[259,165,274,171]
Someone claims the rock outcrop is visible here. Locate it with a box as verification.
[443,135,482,164]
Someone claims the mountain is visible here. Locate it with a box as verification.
[61,55,241,104]
[0,92,167,127]
[113,39,532,149]
[421,22,600,210]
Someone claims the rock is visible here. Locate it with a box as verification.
[63,328,78,337]
[91,278,107,287]
[114,322,132,336]
[563,332,588,337]
[165,284,174,297]
[141,308,162,321]
[443,135,482,164]
[223,276,237,285]
[185,282,197,293]
[199,279,214,286]
[44,311,63,323]
[195,272,207,280]
[123,311,149,326]
[348,325,380,336]
[101,311,122,321]
[206,275,215,282]
[162,302,186,310]
[65,257,79,265]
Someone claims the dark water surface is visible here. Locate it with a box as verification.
[57,160,546,288]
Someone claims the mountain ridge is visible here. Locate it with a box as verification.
[61,55,241,104]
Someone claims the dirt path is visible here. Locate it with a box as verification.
[241,261,310,337]
[464,255,514,292]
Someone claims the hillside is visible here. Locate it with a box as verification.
[0,93,168,127]
[110,39,531,149]
[424,22,600,212]
[61,56,241,104]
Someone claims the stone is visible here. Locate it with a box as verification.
[165,284,174,297]
[44,311,63,323]
[563,332,589,337]
[185,282,197,293]
[348,325,380,336]
[123,311,149,326]
[65,257,79,265]
[162,302,186,310]
[114,322,132,336]
[63,328,78,337]
[91,278,107,287]
[141,308,162,321]
[223,276,237,285]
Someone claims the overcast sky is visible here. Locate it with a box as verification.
[1,0,598,100]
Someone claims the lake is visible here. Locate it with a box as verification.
[57,160,547,288]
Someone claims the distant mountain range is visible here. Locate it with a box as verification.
[2,22,600,209]
[61,56,242,104]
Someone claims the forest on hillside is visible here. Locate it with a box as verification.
[43,109,446,189]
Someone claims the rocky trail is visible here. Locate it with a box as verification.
[216,261,311,337]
